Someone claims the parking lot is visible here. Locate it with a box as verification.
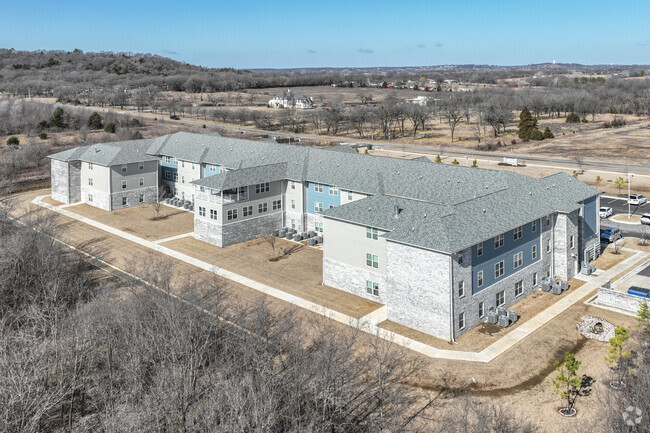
[600,196,648,238]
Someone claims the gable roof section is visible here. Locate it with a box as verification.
[192,162,288,192]
[48,139,157,166]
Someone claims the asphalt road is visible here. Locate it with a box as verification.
[600,196,649,238]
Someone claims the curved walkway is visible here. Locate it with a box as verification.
[32,195,649,363]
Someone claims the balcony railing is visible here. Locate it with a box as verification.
[196,190,249,204]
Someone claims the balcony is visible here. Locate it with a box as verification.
[196,187,248,204]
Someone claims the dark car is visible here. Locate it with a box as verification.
[170,115,180,120]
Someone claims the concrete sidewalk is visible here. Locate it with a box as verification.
[32,195,649,363]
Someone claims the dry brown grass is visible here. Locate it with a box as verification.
[592,247,635,271]
[41,196,64,206]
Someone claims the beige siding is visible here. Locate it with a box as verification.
[340,190,368,205]
[324,218,387,275]
[110,161,158,192]
[80,163,110,193]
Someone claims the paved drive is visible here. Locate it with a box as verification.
[33,195,650,363]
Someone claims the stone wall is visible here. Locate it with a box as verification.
[80,186,111,211]
[284,210,305,232]
[110,186,158,210]
[596,288,646,313]
[322,257,388,305]
[50,159,70,203]
[306,213,324,234]
[69,161,81,203]
[385,241,452,340]
[194,218,223,246]
[554,211,580,280]
[222,212,282,247]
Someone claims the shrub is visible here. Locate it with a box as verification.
[38,132,48,140]
[434,155,442,163]
[511,139,517,145]
[87,112,104,130]
[202,124,206,128]
[471,159,478,168]
[528,129,544,140]
[6,136,19,146]
[543,127,554,139]
[566,112,581,123]
[451,159,460,165]
[104,122,116,133]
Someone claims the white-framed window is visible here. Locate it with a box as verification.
[348,191,353,200]
[272,199,282,210]
[496,290,505,307]
[314,183,323,193]
[532,272,538,286]
[191,163,195,170]
[181,176,185,184]
[227,209,237,220]
[477,242,483,256]
[570,235,575,249]
[458,252,464,265]
[366,227,378,240]
[173,158,177,166]
[459,312,465,330]
[513,226,523,240]
[515,280,523,297]
[329,187,339,196]
[258,202,268,213]
[165,170,171,180]
[532,220,537,232]
[478,301,485,318]
[121,180,127,189]
[477,270,484,287]
[494,234,504,248]
[546,239,551,253]
[458,281,465,298]
[532,244,538,260]
[315,222,323,233]
[366,281,379,296]
[139,162,144,170]
[546,265,552,279]
[181,161,185,168]
[139,193,144,203]
[122,197,128,206]
[121,164,127,173]
[314,202,323,212]
[210,209,217,220]
[291,199,296,209]
[87,193,93,203]
[513,251,523,269]
[291,219,296,229]
[243,205,252,217]
[209,164,216,172]
[291,181,296,189]
[198,206,205,217]
[165,156,171,164]
[495,260,505,279]
[88,178,93,186]
[255,183,270,194]
[182,192,185,200]
[173,172,178,182]
[88,162,93,170]
[139,177,144,187]
[366,253,378,268]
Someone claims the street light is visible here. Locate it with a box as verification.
[627,172,635,218]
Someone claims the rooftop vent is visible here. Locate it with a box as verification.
[483,209,486,213]
[393,204,401,219]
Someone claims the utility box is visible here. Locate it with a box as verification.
[498,315,510,328]
[560,280,568,291]
[496,306,507,317]
[487,311,498,324]
[542,280,551,292]
[552,284,563,295]
[507,310,518,323]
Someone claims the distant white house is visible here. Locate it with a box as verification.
[268,89,315,109]
[405,95,436,106]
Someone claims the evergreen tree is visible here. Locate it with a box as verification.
[471,159,478,168]
[88,112,104,130]
[566,112,581,123]
[518,107,543,140]
[451,159,459,165]
[6,136,19,146]
[543,126,554,139]
[104,122,116,133]
[49,107,68,128]
[434,155,442,163]
[605,326,632,387]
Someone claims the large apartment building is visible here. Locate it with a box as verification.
[50,132,601,340]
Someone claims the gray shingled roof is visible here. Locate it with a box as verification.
[192,162,288,192]
[48,139,157,166]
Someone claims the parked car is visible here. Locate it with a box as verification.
[628,194,647,205]
[627,286,650,298]
[600,227,622,243]
[599,207,613,218]
[170,115,180,120]
[641,213,650,225]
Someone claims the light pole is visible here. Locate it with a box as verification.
[627,172,634,218]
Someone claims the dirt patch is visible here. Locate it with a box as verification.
[65,203,195,241]
[592,248,635,270]
[41,196,64,207]
[611,214,642,223]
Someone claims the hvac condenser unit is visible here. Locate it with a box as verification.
[498,315,510,328]
[487,311,498,324]
[507,310,518,323]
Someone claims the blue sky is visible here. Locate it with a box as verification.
[2,0,649,68]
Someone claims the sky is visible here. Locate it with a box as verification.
[2,0,649,69]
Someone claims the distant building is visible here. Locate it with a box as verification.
[268,89,314,109]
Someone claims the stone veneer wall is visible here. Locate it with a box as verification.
[306,213,324,233]
[80,186,111,211]
[284,210,305,232]
[68,161,81,203]
[50,159,70,203]
[110,187,158,210]
[385,241,452,340]
[322,257,387,305]
[554,211,580,280]
[195,212,282,248]
[597,288,646,313]
[194,217,222,246]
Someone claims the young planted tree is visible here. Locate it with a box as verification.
[595,175,602,188]
[614,177,627,196]
[471,159,478,168]
[605,326,633,388]
[434,155,442,163]
[553,352,582,416]
[637,300,650,352]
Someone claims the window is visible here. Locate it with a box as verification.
[181,161,185,168]
[329,205,336,209]
[459,312,465,330]
[191,163,195,170]
[165,170,171,180]
[458,252,464,265]
[513,226,523,240]
[515,280,523,297]
[139,193,144,203]
[513,251,523,269]
[494,260,505,279]
[477,271,484,287]
[348,191,353,200]
[314,202,323,212]
[366,227,378,240]
[88,178,93,186]
[173,158,177,166]
[570,235,575,249]
[366,253,378,268]
[198,206,205,217]
[315,222,323,233]
[258,202,268,213]
[477,242,483,256]
[329,187,339,196]
[121,164,127,173]
[532,272,538,286]
[366,281,379,296]
[165,156,171,164]
[546,265,552,279]
[173,172,178,182]
[209,164,216,172]
[139,162,144,170]
[272,199,282,210]
[314,183,323,193]
[546,239,551,253]
[532,220,537,232]
[139,177,144,187]
[243,206,253,217]
[181,176,185,184]
[546,216,551,227]
[291,181,296,189]
[291,219,296,229]
[496,290,505,307]
[478,302,485,319]
[532,244,538,260]
[182,192,185,200]
[458,281,465,298]
[227,209,238,220]
[122,197,128,206]
[121,180,127,189]
[494,234,504,248]
[255,183,270,194]
[291,199,296,209]
[88,193,93,203]
[210,209,217,220]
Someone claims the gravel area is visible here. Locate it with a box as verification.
[576,315,615,341]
